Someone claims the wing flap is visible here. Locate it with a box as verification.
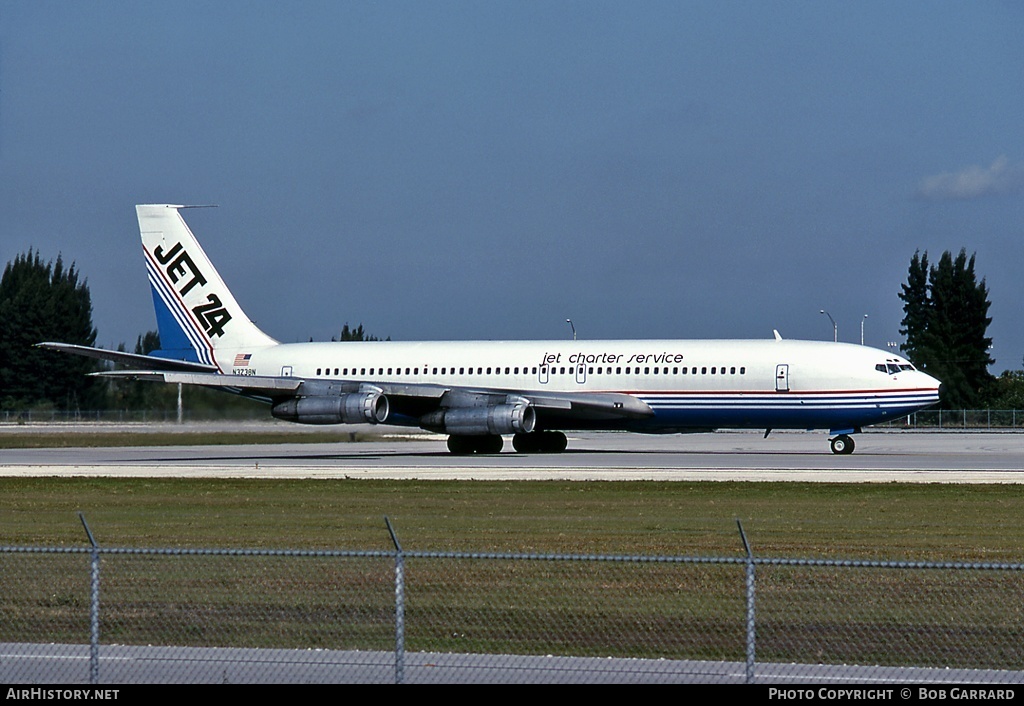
[93,370,303,393]
[524,391,654,420]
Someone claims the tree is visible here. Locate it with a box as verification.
[987,370,1024,410]
[898,251,930,366]
[0,251,99,410]
[899,249,994,409]
[334,323,387,342]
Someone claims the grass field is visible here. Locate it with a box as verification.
[4,476,1024,561]
[5,432,1024,670]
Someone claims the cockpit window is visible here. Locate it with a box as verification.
[899,364,915,371]
[876,363,907,375]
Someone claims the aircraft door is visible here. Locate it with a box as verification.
[775,364,789,392]
[575,363,587,385]
[538,364,550,384]
[282,366,293,377]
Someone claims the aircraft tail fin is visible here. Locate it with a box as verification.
[137,204,277,370]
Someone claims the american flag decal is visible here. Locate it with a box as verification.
[233,353,252,367]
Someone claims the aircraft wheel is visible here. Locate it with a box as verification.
[447,435,474,455]
[830,435,855,455]
[512,431,567,454]
[477,434,504,454]
[545,431,568,453]
[448,434,503,454]
[512,433,537,453]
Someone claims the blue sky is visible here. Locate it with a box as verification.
[2,2,1023,370]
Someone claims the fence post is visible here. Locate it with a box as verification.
[79,513,100,685]
[737,519,756,684]
[385,516,406,685]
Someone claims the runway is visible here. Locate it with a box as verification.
[2,427,1024,482]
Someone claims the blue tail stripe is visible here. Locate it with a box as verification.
[148,284,202,364]
[145,257,215,366]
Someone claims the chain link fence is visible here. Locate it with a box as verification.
[880,409,1023,429]
[3,523,1024,684]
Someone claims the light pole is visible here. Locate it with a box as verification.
[820,310,837,342]
[565,319,576,341]
[861,314,868,346]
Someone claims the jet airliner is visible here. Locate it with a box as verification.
[40,205,941,455]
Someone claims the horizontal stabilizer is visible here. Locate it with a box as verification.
[36,342,218,373]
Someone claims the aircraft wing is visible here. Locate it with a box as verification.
[92,370,654,422]
[92,370,304,393]
[37,342,218,373]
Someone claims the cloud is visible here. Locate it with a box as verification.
[917,156,1024,201]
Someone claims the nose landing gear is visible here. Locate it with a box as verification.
[829,434,856,455]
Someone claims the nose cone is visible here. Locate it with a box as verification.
[921,371,943,405]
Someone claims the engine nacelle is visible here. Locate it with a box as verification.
[272,392,389,425]
[419,403,536,436]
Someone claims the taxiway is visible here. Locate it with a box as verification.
[2,428,1023,482]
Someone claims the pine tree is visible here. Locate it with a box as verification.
[335,323,385,342]
[898,251,930,366]
[899,249,993,409]
[0,251,99,410]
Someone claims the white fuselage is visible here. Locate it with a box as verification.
[220,338,940,433]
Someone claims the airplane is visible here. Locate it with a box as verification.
[39,204,942,455]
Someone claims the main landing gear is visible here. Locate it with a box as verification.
[444,431,569,455]
[829,434,856,455]
[447,434,504,454]
[512,431,567,454]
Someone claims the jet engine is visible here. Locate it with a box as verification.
[419,402,536,436]
[272,391,389,425]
